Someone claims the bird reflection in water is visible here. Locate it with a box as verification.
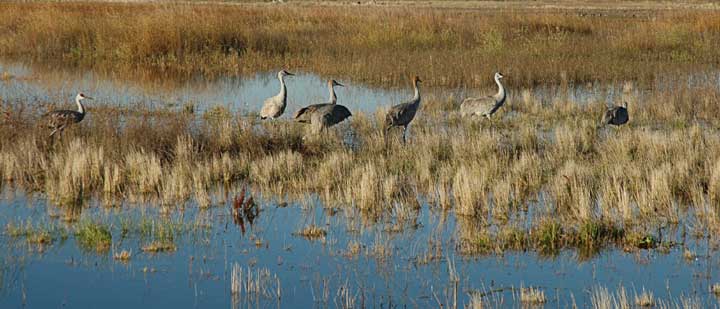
[232,186,258,235]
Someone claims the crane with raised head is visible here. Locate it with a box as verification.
[260,70,294,120]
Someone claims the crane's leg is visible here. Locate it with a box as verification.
[402,126,407,144]
[51,124,67,138]
[383,126,391,145]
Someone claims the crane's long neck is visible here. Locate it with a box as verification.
[278,75,287,100]
[412,81,421,105]
[329,84,337,104]
[76,97,85,114]
[494,77,505,101]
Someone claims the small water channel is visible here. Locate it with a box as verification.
[1,60,688,115]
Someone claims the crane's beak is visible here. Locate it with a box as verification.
[336,82,344,87]
[286,72,295,76]
[85,96,94,100]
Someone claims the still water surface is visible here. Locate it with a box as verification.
[0,188,718,308]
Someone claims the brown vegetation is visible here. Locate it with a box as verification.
[0,2,718,88]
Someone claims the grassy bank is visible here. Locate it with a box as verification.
[0,2,718,87]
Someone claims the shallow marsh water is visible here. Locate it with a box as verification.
[3,60,697,115]
[0,187,719,308]
[2,61,720,307]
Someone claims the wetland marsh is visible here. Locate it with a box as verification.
[1,1,720,308]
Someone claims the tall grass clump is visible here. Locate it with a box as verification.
[75,221,112,252]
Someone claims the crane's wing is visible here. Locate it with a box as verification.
[293,103,331,123]
[460,96,495,117]
[323,105,352,127]
[260,96,281,119]
[384,102,411,127]
[46,110,78,128]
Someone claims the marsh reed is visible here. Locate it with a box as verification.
[0,2,718,88]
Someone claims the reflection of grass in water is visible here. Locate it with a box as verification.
[230,263,281,307]
[344,241,362,258]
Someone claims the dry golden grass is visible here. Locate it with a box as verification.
[711,283,720,296]
[113,249,132,262]
[592,285,701,309]
[141,240,177,253]
[634,289,655,307]
[0,2,718,88]
[520,286,547,305]
[296,224,327,239]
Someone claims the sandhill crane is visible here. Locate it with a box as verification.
[384,76,421,143]
[460,72,506,119]
[310,104,352,134]
[599,101,629,127]
[293,79,343,123]
[260,70,294,119]
[46,92,92,137]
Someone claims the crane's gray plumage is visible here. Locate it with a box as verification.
[384,76,421,143]
[293,79,343,123]
[294,79,352,133]
[600,101,629,127]
[310,104,352,134]
[260,70,294,119]
[460,72,506,118]
[46,93,92,137]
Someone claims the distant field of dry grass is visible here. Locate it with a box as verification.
[0,2,718,88]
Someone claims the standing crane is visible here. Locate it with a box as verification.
[293,79,353,134]
[309,104,352,134]
[260,70,294,119]
[46,92,92,137]
[599,101,629,128]
[293,79,343,123]
[384,76,421,143]
[460,72,506,119]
